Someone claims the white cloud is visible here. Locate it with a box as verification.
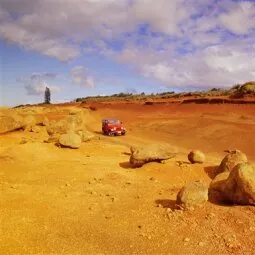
[70,66,95,88]
[219,1,255,35]
[0,0,254,89]
[17,72,60,95]
[140,43,255,88]
[25,81,60,96]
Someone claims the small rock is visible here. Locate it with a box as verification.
[198,242,204,247]
[206,213,216,219]
[20,139,28,144]
[31,126,40,133]
[188,150,205,164]
[184,238,190,242]
[176,181,208,209]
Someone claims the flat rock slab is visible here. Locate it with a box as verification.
[0,115,24,134]
[129,143,178,167]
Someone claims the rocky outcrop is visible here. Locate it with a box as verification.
[129,143,178,167]
[188,150,205,164]
[46,110,86,138]
[218,150,247,173]
[0,114,24,134]
[176,181,208,209]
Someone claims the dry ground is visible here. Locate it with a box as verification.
[1,102,255,255]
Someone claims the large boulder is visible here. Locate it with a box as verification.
[0,114,24,134]
[209,172,230,203]
[218,150,247,173]
[223,163,255,205]
[188,150,205,164]
[59,132,82,149]
[129,143,178,167]
[176,181,208,209]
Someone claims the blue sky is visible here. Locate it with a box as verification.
[0,0,254,106]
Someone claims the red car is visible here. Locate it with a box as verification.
[102,118,126,136]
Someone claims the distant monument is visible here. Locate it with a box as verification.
[44,87,51,104]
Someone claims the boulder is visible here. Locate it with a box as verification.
[129,143,178,167]
[23,115,37,131]
[46,111,86,138]
[176,181,208,209]
[209,172,230,203]
[59,132,82,149]
[188,150,205,164]
[78,130,95,142]
[0,114,24,134]
[223,163,255,205]
[46,119,71,136]
[218,150,247,173]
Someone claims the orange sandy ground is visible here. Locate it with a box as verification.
[1,103,255,255]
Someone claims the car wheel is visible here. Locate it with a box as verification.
[108,131,114,136]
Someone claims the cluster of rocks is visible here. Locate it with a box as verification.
[176,149,255,210]
[0,112,47,134]
[0,108,95,149]
[209,150,254,205]
[45,110,95,148]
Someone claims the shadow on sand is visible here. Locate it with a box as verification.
[155,199,177,210]
[204,165,220,179]
[119,161,136,169]
[122,152,131,156]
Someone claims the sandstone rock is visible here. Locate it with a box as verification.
[209,172,230,203]
[129,143,178,167]
[78,129,95,142]
[69,108,82,115]
[218,150,247,173]
[0,114,24,134]
[59,132,82,149]
[42,116,49,126]
[176,181,208,209]
[210,172,230,193]
[188,150,205,164]
[46,119,71,136]
[31,126,40,133]
[46,111,86,140]
[23,115,37,131]
[223,163,255,205]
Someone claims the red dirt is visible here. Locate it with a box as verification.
[1,102,255,255]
